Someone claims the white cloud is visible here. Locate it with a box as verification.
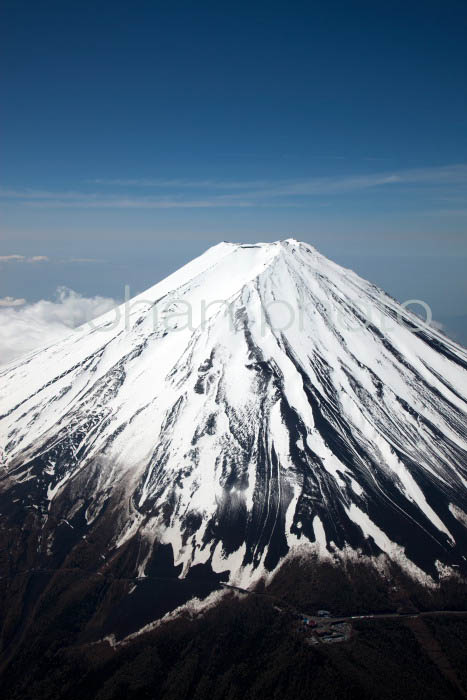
[0,288,118,366]
[0,296,26,307]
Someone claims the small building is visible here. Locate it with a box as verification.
[331,622,347,631]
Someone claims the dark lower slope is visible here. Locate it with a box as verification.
[1,543,467,700]
[2,591,467,700]
[264,554,467,615]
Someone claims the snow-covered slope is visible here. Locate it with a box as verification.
[1,239,466,584]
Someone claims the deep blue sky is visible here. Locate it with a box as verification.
[1,0,466,335]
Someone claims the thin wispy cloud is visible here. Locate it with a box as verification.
[0,254,103,264]
[65,257,105,263]
[0,254,25,262]
[23,197,254,209]
[0,254,49,263]
[0,188,93,201]
[2,164,467,209]
[90,164,467,193]
[88,178,270,189]
[424,208,467,217]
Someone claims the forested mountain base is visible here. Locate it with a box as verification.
[1,554,466,700]
[2,594,466,700]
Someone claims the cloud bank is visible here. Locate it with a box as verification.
[0,288,117,366]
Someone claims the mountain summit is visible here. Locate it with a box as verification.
[1,240,466,590]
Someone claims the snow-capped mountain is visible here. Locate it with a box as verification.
[1,239,466,586]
